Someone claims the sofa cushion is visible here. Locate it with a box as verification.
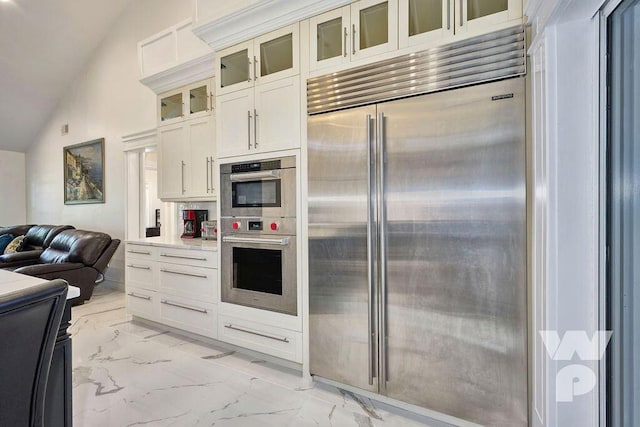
[4,236,25,254]
[22,225,75,250]
[0,234,14,253]
[41,230,111,266]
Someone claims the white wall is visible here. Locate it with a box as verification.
[25,0,194,287]
[0,150,26,225]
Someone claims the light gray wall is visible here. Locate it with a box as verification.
[0,150,26,225]
[25,0,194,287]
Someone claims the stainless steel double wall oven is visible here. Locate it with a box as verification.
[220,156,297,316]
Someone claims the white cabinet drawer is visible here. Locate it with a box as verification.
[157,247,217,269]
[126,287,158,321]
[160,295,217,338]
[159,264,217,303]
[126,244,156,261]
[218,315,302,363]
[125,261,157,291]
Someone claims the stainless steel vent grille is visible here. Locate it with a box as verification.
[307,25,526,115]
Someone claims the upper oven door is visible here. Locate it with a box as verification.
[221,167,296,217]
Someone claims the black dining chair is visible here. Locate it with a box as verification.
[0,279,68,426]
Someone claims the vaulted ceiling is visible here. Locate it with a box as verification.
[0,0,131,152]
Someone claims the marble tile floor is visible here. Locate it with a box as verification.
[71,286,447,427]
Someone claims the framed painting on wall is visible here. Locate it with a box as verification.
[63,138,105,204]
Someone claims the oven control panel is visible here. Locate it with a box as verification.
[221,217,296,236]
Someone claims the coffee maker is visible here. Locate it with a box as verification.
[181,210,208,238]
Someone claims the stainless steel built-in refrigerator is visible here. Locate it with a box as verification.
[308,70,527,425]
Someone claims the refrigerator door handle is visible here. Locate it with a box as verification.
[378,111,388,386]
[366,113,375,386]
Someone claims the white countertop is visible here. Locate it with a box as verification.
[126,236,218,252]
[0,269,81,300]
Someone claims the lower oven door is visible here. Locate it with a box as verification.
[221,234,297,316]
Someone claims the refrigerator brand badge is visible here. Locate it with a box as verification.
[491,93,514,101]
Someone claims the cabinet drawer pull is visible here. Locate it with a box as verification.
[127,292,151,301]
[247,57,252,82]
[127,264,151,270]
[161,299,207,313]
[160,268,207,279]
[460,0,463,27]
[447,0,451,30]
[224,323,290,343]
[160,253,208,261]
[128,250,151,255]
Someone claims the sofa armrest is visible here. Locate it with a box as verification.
[0,250,43,264]
[15,263,85,276]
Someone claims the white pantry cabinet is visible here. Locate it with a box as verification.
[216,24,301,158]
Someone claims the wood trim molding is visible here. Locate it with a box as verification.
[193,0,352,52]
[122,128,157,151]
[139,52,216,94]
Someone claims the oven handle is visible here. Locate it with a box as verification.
[222,236,290,246]
[229,170,280,182]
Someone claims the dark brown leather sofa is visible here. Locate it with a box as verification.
[4,229,120,304]
[0,225,74,269]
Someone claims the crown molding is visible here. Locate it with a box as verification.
[139,52,216,94]
[122,128,157,151]
[193,0,352,52]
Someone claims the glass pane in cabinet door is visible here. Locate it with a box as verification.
[260,33,293,77]
[317,17,343,61]
[190,85,208,114]
[360,2,388,50]
[409,0,442,36]
[467,0,507,20]
[220,49,249,88]
[160,93,182,122]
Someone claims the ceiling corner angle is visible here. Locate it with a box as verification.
[139,52,216,95]
[193,0,352,52]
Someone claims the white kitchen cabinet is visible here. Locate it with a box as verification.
[125,241,218,339]
[398,0,453,48]
[126,287,159,321]
[216,24,300,158]
[216,25,299,96]
[158,115,215,201]
[455,0,522,35]
[218,76,300,158]
[158,123,186,199]
[309,0,398,71]
[218,314,303,363]
[311,0,522,71]
[158,78,214,125]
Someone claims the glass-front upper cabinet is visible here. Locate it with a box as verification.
[351,0,398,60]
[310,1,398,71]
[217,25,299,95]
[310,7,351,70]
[399,0,453,48]
[456,0,522,35]
[159,92,183,124]
[158,78,214,125]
